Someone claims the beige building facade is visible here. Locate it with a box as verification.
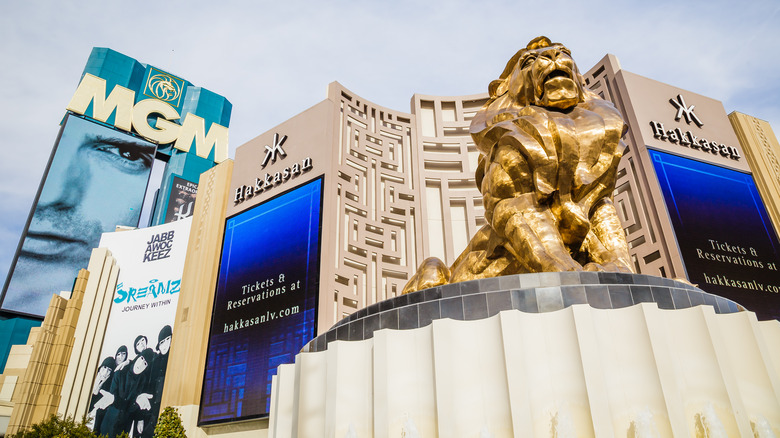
[57,248,119,421]
[230,58,779,332]
[584,55,780,322]
[4,269,88,436]
[2,48,780,438]
[229,82,423,334]
[412,92,487,265]
[582,54,751,279]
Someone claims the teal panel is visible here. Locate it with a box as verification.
[0,316,42,371]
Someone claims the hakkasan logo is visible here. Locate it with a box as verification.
[669,94,703,128]
[144,67,185,107]
[234,133,313,205]
[648,93,740,161]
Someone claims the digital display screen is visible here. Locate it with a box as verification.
[164,176,198,223]
[199,177,323,424]
[1,115,156,316]
[650,149,780,320]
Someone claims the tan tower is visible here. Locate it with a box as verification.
[57,248,119,420]
[160,160,234,433]
[729,112,780,238]
[5,269,88,435]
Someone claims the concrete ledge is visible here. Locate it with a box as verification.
[304,272,744,352]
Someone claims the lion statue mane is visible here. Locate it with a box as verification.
[403,36,634,294]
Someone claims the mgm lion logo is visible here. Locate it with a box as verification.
[146,72,183,103]
[404,36,634,294]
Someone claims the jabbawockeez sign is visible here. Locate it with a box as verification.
[67,73,229,163]
[86,218,191,438]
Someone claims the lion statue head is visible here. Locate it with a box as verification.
[490,36,587,110]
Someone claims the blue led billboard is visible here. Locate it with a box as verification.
[1,115,155,316]
[650,150,780,320]
[199,177,323,424]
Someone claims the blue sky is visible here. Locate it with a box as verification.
[1,0,779,285]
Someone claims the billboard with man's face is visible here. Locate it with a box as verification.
[1,47,233,318]
[1,115,155,316]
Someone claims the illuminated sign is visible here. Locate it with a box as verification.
[67,74,229,162]
[650,150,780,320]
[233,133,313,204]
[200,177,322,424]
[164,177,197,223]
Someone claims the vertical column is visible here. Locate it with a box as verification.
[160,160,233,431]
[36,269,89,417]
[6,294,66,435]
[57,248,118,419]
[372,327,437,438]
[431,317,513,437]
[324,341,373,438]
[295,351,328,436]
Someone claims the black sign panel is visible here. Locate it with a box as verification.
[651,149,780,320]
[164,176,198,223]
[199,177,323,424]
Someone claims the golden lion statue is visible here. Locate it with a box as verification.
[403,36,634,294]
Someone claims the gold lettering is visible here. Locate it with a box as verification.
[174,113,229,163]
[66,74,134,132]
[67,74,230,163]
[132,99,180,144]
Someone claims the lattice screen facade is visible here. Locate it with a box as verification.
[411,93,488,265]
[327,83,423,325]
[584,55,680,278]
[322,62,688,327]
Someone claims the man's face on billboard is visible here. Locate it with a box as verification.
[116,350,127,365]
[158,335,172,355]
[136,336,147,353]
[3,116,155,315]
[133,356,148,375]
